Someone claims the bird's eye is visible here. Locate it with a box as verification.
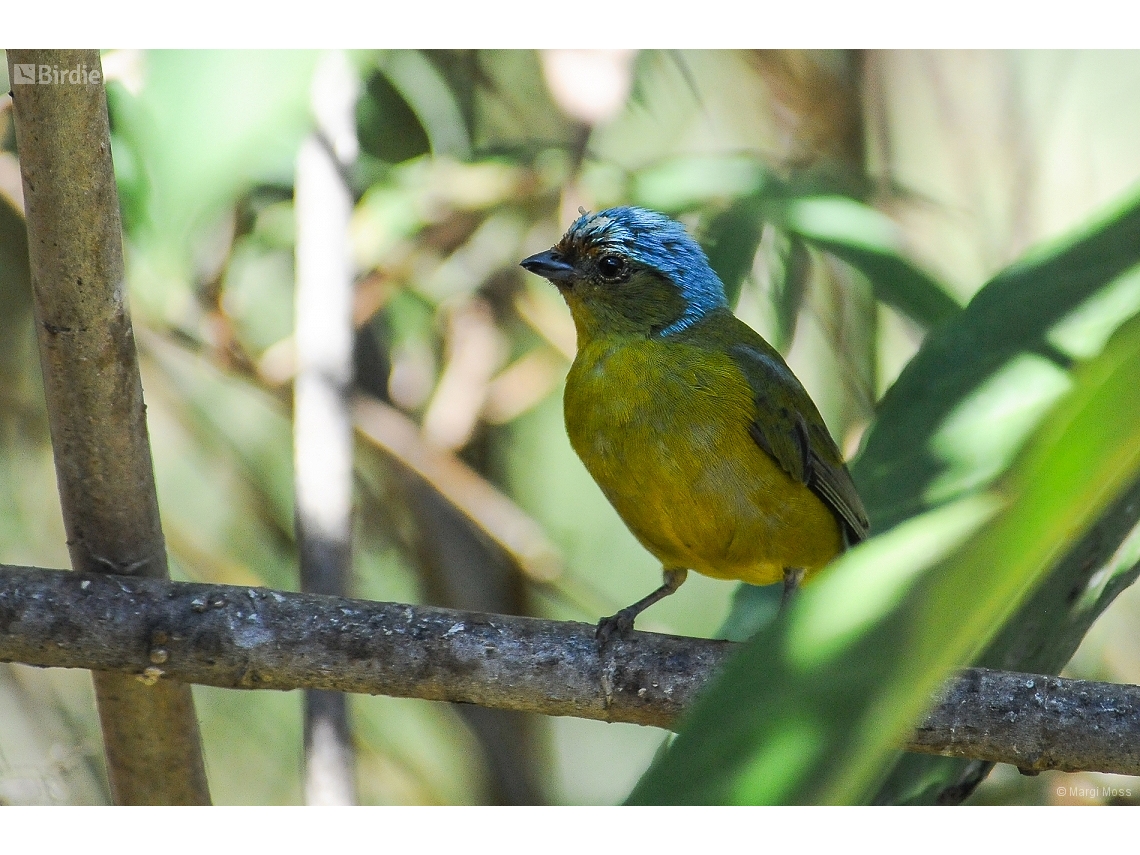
[597,255,626,281]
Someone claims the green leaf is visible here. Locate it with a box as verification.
[854,188,1140,533]
[377,50,471,160]
[629,310,1140,805]
[878,470,1140,804]
[857,187,1140,803]
[872,325,1140,801]
[773,195,962,330]
[111,51,318,246]
[357,67,431,165]
[632,155,766,213]
[770,232,812,354]
[700,197,765,308]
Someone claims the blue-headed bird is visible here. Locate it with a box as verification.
[521,206,868,641]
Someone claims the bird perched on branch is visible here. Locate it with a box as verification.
[521,206,868,642]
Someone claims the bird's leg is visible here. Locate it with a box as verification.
[596,567,688,645]
[779,567,805,613]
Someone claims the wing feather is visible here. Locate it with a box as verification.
[729,338,870,545]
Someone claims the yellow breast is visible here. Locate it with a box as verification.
[564,335,842,586]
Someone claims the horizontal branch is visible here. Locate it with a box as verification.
[0,564,720,728]
[913,667,1140,775]
[2,564,1139,777]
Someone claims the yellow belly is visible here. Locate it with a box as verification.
[564,336,842,586]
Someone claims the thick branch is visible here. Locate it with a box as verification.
[6,49,209,804]
[0,565,715,727]
[914,667,1140,775]
[2,565,1139,778]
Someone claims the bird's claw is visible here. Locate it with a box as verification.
[595,608,636,647]
[595,608,637,708]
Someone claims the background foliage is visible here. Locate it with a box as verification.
[3,50,1140,804]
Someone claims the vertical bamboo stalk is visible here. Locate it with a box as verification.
[6,48,210,805]
[294,50,359,805]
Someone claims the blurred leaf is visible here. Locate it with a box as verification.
[632,155,766,212]
[630,310,1140,805]
[357,68,431,164]
[222,236,295,355]
[139,333,297,589]
[0,195,37,422]
[716,582,780,643]
[632,165,957,334]
[354,397,562,584]
[772,195,961,329]
[466,51,579,159]
[745,50,864,170]
[113,51,317,245]
[700,197,765,307]
[378,50,470,160]
[422,51,481,144]
[105,82,151,236]
[770,232,812,353]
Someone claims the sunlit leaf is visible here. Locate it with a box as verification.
[854,188,1140,532]
[857,188,1140,803]
[107,51,318,325]
[861,196,1140,802]
[112,51,317,245]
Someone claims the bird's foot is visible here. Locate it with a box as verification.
[595,607,637,648]
[595,608,637,709]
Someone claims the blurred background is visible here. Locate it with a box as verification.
[2,49,1140,804]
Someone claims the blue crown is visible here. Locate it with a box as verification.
[565,206,728,335]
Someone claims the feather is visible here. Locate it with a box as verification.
[730,338,870,545]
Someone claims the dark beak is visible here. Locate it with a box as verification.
[520,250,576,286]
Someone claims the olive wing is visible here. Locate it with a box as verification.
[729,339,870,546]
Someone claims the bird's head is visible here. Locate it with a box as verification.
[520,206,728,341]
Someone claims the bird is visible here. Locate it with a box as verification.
[520,206,868,641]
